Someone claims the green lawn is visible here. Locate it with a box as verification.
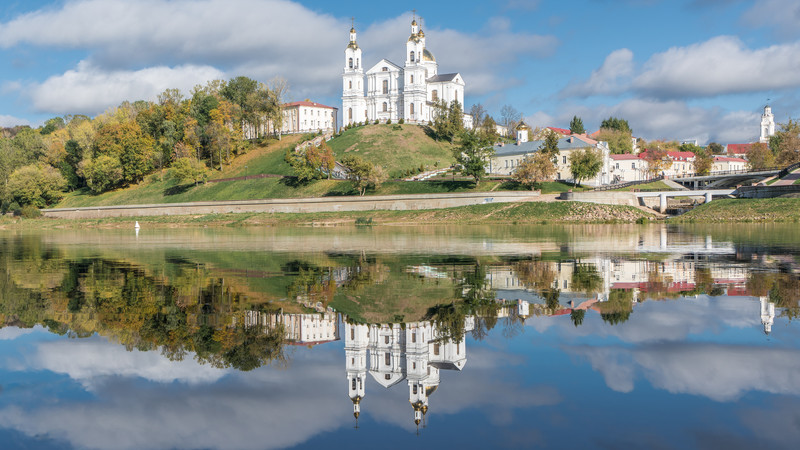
[612,180,673,191]
[329,123,455,177]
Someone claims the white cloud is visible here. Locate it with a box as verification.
[633,36,800,98]
[29,61,225,115]
[25,338,229,386]
[742,0,800,40]
[0,1,556,112]
[561,49,634,98]
[0,114,31,127]
[529,98,760,143]
[0,325,37,340]
[572,343,800,402]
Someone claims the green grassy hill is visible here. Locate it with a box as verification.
[329,123,455,177]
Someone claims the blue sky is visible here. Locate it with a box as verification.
[0,0,798,144]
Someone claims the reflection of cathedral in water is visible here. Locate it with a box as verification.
[345,317,475,427]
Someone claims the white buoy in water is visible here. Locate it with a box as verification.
[135,221,140,229]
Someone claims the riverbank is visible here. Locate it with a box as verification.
[670,197,800,223]
[2,201,654,229]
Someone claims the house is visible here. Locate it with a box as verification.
[712,155,747,172]
[609,154,647,183]
[636,149,696,178]
[282,100,338,134]
[488,123,611,186]
[725,143,757,159]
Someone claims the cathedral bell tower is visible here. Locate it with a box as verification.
[343,22,366,126]
[759,104,775,144]
[403,15,427,123]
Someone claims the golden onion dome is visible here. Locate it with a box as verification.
[425,385,437,396]
[350,27,356,33]
[418,29,425,38]
[422,48,435,62]
[348,42,359,50]
[516,121,530,130]
[354,411,360,419]
[412,19,417,26]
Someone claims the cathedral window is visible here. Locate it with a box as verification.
[433,343,440,355]
[382,80,388,94]
[412,332,416,343]
[431,90,438,101]
[410,51,415,62]
[349,58,353,69]
[382,102,388,112]
[385,374,391,380]
[410,103,415,115]
[413,385,418,394]
[352,378,356,390]
[348,80,352,89]
[384,335,389,344]
[410,74,414,84]
[385,353,391,365]
[348,108,352,120]
[382,67,388,72]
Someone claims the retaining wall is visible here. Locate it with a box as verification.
[736,185,800,198]
[42,191,541,219]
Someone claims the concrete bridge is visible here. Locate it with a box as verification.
[561,189,734,213]
[670,169,779,189]
[634,189,735,213]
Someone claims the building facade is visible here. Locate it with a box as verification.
[281,101,338,134]
[760,105,775,144]
[342,17,465,126]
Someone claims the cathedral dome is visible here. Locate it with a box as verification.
[422,48,435,62]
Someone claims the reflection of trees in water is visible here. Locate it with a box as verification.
[0,249,287,371]
[571,263,602,294]
[747,272,800,320]
[597,289,634,325]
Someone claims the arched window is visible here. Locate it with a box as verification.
[348,80,352,89]
[356,58,360,68]
[382,102,388,112]
[410,74,414,84]
[382,80,388,94]
[431,90,438,101]
[348,58,353,69]
[348,108,352,120]
[385,353,391,365]
[410,103,415,115]
[410,51,415,61]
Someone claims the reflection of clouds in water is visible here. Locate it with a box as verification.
[570,343,800,401]
[0,325,39,340]
[26,337,229,387]
[0,336,560,449]
[362,346,561,431]
[739,397,800,449]
[0,344,347,450]
[529,296,760,344]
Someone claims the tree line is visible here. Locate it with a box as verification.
[0,76,287,213]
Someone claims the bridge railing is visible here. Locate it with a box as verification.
[778,161,800,178]
[671,166,782,180]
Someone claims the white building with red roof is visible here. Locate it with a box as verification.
[609,153,647,183]
[712,155,747,172]
[281,100,338,135]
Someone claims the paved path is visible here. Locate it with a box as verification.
[773,168,800,186]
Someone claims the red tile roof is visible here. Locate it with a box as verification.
[713,156,747,163]
[666,151,695,160]
[547,127,572,136]
[726,143,756,155]
[610,153,641,160]
[284,100,337,110]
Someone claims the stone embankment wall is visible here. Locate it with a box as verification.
[559,191,639,206]
[736,185,800,198]
[42,191,541,220]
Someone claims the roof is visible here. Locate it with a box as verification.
[367,58,402,73]
[548,127,572,136]
[666,151,695,160]
[492,136,595,157]
[427,73,459,83]
[284,101,337,110]
[572,134,598,146]
[610,153,641,161]
[726,143,757,154]
[714,156,747,162]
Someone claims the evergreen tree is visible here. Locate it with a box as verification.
[569,116,585,134]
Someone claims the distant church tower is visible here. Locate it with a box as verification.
[759,105,775,144]
[345,323,369,420]
[342,23,366,126]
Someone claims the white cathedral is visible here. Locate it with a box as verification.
[342,16,466,126]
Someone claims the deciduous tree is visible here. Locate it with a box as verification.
[7,163,67,207]
[747,143,775,170]
[569,147,603,186]
[452,130,494,185]
[512,152,555,189]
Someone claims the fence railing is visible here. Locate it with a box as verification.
[593,176,664,191]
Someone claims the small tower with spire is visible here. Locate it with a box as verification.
[516,121,530,144]
[345,322,369,421]
[760,296,775,335]
[759,104,775,144]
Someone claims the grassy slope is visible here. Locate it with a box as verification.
[672,198,800,223]
[328,123,455,177]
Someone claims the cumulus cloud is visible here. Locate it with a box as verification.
[0,325,37,340]
[0,0,556,114]
[0,114,30,127]
[742,0,800,40]
[30,61,225,115]
[24,337,229,386]
[633,36,800,98]
[561,49,634,98]
[572,343,800,402]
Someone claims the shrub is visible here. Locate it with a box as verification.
[374,119,379,125]
[636,216,648,224]
[386,119,392,125]
[398,118,405,124]
[355,216,374,226]
[19,205,41,218]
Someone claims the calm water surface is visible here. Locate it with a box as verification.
[0,224,799,449]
